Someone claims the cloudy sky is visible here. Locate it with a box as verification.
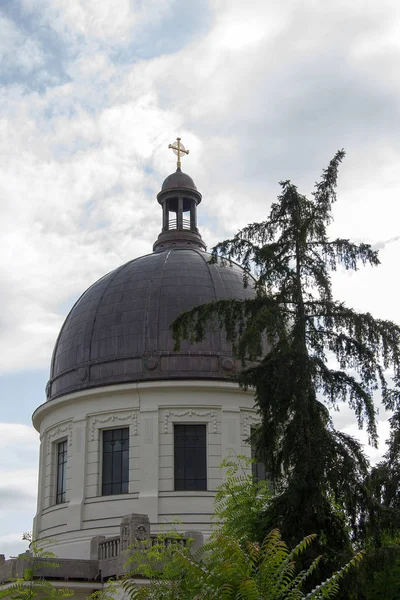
[1,0,400,557]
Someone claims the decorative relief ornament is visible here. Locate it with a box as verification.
[121,525,129,543]
[243,411,261,436]
[221,358,234,371]
[89,412,138,441]
[145,357,158,371]
[77,367,88,381]
[135,525,147,541]
[46,422,72,455]
[164,409,217,434]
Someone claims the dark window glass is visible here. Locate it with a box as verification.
[56,440,67,504]
[102,428,129,496]
[251,427,267,481]
[174,424,207,491]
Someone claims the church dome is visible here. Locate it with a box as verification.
[161,168,197,192]
[47,249,254,400]
[46,139,254,401]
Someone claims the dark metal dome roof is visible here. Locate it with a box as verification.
[161,168,197,191]
[47,248,254,401]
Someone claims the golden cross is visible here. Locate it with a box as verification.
[168,137,189,169]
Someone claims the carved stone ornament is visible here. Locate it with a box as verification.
[135,525,147,541]
[164,409,218,434]
[221,358,234,371]
[46,422,73,455]
[243,411,261,437]
[77,367,88,381]
[145,358,158,371]
[120,514,150,550]
[89,412,138,441]
[121,525,129,542]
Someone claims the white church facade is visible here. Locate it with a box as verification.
[32,380,258,562]
[0,141,259,591]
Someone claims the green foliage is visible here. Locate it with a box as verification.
[195,529,363,600]
[213,454,272,543]
[122,530,198,599]
[123,530,360,600]
[0,533,74,600]
[122,459,363,599]
[171,151,400,565]
[358,536,400,600]
[350,414,400,599]
[86,579,118,600]
[369,410,400,539]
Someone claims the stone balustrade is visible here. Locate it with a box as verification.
[98,536,120,560]
[0,514,204,584]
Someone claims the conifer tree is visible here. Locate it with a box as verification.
[172,150,400,565]
[356,410,400,599]
[369,409,400,541]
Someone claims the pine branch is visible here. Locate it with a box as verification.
[312,357,377,443]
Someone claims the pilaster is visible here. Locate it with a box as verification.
[137,408,159,522]
[66,417,87,531]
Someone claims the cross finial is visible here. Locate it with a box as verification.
[168,137,189,169]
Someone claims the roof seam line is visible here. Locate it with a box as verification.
[196,250,225,349]
[87,263,130,364]
[155,249,172,352]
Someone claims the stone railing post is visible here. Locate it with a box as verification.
[90,535,106,560]
[184,530,203,553]
[120,514,151,552]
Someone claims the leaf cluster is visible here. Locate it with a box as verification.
[212,454,272,543]
[0,534,73,600]
[122,458,363,599]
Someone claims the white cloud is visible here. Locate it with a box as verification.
[0,77,180,372]
[21,0,175,47]
[0,424,38,488]
[0,14,44,75]
[0,533,30,559]
[330,240,400,324]
[0,424,38,557]
[0,423,38,445]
